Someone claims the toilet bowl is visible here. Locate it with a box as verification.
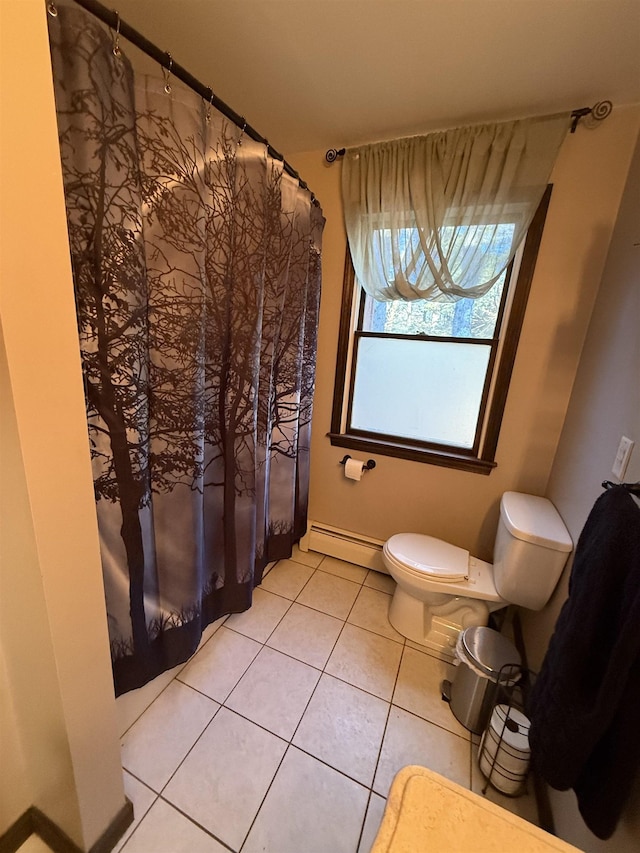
[383,492,572,660]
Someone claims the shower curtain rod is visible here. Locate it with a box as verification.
[65,0,316,201]
[324,100,614,162]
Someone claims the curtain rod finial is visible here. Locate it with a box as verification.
[570,100,612,133]
[591,100,613,122]
[325,148,345,164]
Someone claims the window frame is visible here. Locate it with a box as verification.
[328,185,553,475]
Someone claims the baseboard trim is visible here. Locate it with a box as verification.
[300,520,388,573]
[0,800,133,853]
[0,811,32,853]
[31,808,83,853]
[88,800,134,853]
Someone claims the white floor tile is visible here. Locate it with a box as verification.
[116,664,184,738]
[296,569,361,619]
[374,706,471,797]
[260,560,277,577]
[113,772,157,853]
[289,544,324,568]
[358,793,387,853]
[393,646,469,737]
[113,553,542,853]
[120,680,218,791]
[164,707,287,850]
[242,746,369,853]
[364,570,396,595]
[200,614,228,645]
[226,646,320,739]
[116,617,227,737]
[259,559,315,599]
[347,586,403,643]
[319,555,369,584]
[224,586,291,643]
[177,625,261,702]
[326,623,403,701]
[266,602,343,669]
[120,798,226,853]
[293,673,389,786]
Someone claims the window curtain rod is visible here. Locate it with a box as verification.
[57,0,317,202]
[324,100,613,163]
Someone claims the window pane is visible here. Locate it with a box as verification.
[361,269,507,339]
[362,220,516,338]
[350,337,491,449]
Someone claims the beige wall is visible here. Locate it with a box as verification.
[0,626,31,833]
[519,126,640,852]
[0,321,83,838]
[289,104,640,561]
[0,1,126,848]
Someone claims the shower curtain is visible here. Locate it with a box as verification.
[48,3,324,695]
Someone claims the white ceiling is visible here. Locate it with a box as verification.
[112,0,640,155]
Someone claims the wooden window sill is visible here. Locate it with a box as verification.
[327,433,496,475]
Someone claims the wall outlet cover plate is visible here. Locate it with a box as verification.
[612,435,634,479]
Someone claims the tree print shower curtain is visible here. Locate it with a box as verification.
[47,3,323,695]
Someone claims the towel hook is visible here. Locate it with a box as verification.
[602,480,640,496]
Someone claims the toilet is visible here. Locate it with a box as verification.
[383,492,572,660]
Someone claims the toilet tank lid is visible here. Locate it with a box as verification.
[500,492,573,552]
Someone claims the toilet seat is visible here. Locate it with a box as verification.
[384,533,470,582]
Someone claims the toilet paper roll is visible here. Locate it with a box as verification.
[344,458,365,481]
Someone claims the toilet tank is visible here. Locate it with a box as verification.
[493,492,572,610]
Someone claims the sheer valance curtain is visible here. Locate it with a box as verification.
[342,114,571,302]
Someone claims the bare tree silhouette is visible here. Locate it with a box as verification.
[49,8,322,691]
[54,31,154,657]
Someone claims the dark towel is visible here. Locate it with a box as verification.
[528,485,640,840]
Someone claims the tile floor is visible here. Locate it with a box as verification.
[114,547,540,853]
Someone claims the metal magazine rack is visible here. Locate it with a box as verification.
[477,664,533,797]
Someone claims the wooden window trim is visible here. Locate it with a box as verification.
[329,185,553,474]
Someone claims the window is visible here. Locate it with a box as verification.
[329,186,552,474]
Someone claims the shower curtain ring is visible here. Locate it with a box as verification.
[111,12,122,57]
[205,89,215,123]
[163,53,173,94]
[237,119,247,146]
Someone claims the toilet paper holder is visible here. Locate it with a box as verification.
[339,455,376,471]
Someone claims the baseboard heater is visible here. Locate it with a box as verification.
[299,521,389,574]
